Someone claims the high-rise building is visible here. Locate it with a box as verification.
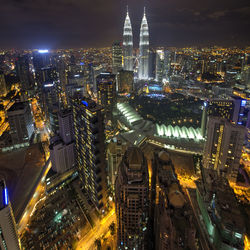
[115,147,149,249]
[0,73,7,97]
[163,50,171,79]
[138,8,149,80]
[123,7,133,71]
[155,49,164,82]
[49,137,75,174]
[7,102,34,146]
[50,109,75,174]
[72,98,108,212]
[0,180,21,250]
[112,41,123,74]
[203,116,245,182]
[117,69,133,93]
[15,55,32,91]
[58,109,74,144]
[96,73,116,114]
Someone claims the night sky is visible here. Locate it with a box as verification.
[1,0,250,49]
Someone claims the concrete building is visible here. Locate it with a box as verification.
[49,137,75,174]
[96,73,116,115]
[203,117,246,182]
[58,109,74,144]
[112,41,123,74]
[0,73,7,97]
[0,180,21,250]
[154,151,197,250]
[117,69,133,93]
[115,147,149,249]
[107,139,127,193]
[7,102,34,146]
[72,98,108,212]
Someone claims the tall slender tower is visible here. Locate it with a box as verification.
[139,7,149,80]
[123,6,133,71]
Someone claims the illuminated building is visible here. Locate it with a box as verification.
[112,41,123,74]
[106,139,127,193]
[32,50,51,86]
[154,151,197,250]
[72,98,108,212]
[117,69,133,93]
[123,7,133,71]
[15,55,32,91]
[96,73,116,115]
[0,180,21,250]
[0,73,7,97]
[163,50,171,78]
[50,109,75,174]
[196,172,245,249]
[49,137,75,174]
[138,8,149,80]
[7,102,34,146]
[41,66,58,83]
[155,49,164,82]
[208,99,234,120]
[41,82,60,134]
[58,109,74,144]
[115,147,149,249]
[203,117,246,183]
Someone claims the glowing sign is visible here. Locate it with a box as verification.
[81,100,88,107]
[44,83,54,87]
[74,74,80,77]
[4,187,8,206]
[80,62,84,66]
[204,101,208,107]
[38,49,49,53]
[241,100,246,107]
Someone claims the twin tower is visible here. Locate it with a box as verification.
[123,7,149,80]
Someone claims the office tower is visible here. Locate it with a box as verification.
[0,73,7,97]
[58,109,74,144]
[196,171,245,249]
[201,101,208,137]
[203,117,245,182]
[155,49,164,82]
[123,7,133,71]
[90,65,103,93]
[117,69,133,93]
[148,49,156,79]
[41,66,58,83]
[163,50,171,78]
[138,8,149,80]
[50,109,75,174]
[32,50,51,86]
[154,151,196,250]
[15,55,32,91]
[207,99,234,120]
[107,139,127,193]
[0,180,21,250]
[115,147,149,249]
[7,102,34,146]
[49,137,75,174]
[72,98,108,212]
[112,41,123,74]
[96,73,116,114]
[42,82,60,134]
[231,98,249,127]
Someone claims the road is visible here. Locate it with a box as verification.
[76,207,116,250]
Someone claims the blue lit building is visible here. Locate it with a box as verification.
[0,180,21,250]
[72,98,108,213]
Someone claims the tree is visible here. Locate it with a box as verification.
[94,239,101,250]
[109,222,115,235]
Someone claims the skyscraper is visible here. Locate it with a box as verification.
[203,116,246,182]
[15,55,32,91]
[112,41,123,74]
[123,7,133,71]
[155,49,164,82]
[115,147,149,249]
[0,180,21,250]
[0,73,7,97]
[72,98,108,212]
[138,8,149,80]
[7,102,34,146]
[96,72,116,115]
